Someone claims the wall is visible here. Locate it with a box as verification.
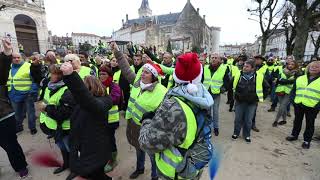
[0,0,49,54]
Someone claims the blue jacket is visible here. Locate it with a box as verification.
[8,63,39,103]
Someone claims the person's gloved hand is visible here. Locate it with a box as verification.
[140,111,155,124]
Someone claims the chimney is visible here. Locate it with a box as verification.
[197,8,199,14]
[203,15,206,20]
[122,19,124,26]
[126,14,129,22]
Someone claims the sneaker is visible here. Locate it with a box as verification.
[272,121,278,127]
[232,135,238,140]
[214,128,219,136]
[228,108,233,112]
[252,126,260,132]
[129,169,144,179]
[267,107,275,112]
[278,121,287,125]
[302,141,310,149]
[287,112,291,117]
[286,136,298,141]
[66,172,77,180]
[104,160,118,173]
[152,177,159,180]
[18,168,29,178]
[245,137,251,143]
[30,129,37,135]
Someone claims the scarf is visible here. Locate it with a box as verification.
[48,80,65,91]
[283,68,297,78]
[140,81,153,90]
[102,76,113,87]
[243,71,255,80]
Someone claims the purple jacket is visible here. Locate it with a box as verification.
[109,82,122,106]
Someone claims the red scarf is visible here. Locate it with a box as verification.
[102,76,113,87]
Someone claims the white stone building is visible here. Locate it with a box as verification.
[219,44,242,56]
[71,32,101,48]
[113,0,220,53]
[265,29,320,61]
[0,0,49,56]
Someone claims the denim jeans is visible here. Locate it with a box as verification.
[136,148,157,178]
[11,94,37,131]
[233,101,257,138]
[56,135,70,152]
[210,94,220,129]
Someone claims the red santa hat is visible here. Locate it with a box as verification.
[173,52,203,93]
[143,60,164,78]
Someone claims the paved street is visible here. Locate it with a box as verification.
[1,95,320,180]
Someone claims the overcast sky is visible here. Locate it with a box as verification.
[44,0,261,45]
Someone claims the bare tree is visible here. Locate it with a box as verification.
[310,32,320,57]
[289,0,320,61]
[248,0,286,55]
[282,3,297,56]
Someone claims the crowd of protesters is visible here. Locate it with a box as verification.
[1,37,320,180]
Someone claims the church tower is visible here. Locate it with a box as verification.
[138,0,152,18]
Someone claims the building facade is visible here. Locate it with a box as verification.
[71,32,101,48]
[113,0,220,54]
[257,29,320,61]
[0,0,49,56]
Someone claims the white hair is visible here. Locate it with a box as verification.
[64,54,80,63]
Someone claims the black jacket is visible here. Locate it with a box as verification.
[63,72,113,176]
[0,53,14,119]
[40,86,75,139]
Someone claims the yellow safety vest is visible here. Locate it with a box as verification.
[155,97,197,179]
[275,68,294,94]
[256,64,268,76]
[230,65,240,78]
[7,62,32,92]
[233,72,264,102]
[160,75,174,89]
[130,66,143,84]
[39,86,70,130]
[106,87,120,124]
[78,66,92,79]
[203,64,227,94]
[294,75,320,108]
[113,70,121,84]
[227,58,234,65]
[267,64,275,73]
[126,83,167,125]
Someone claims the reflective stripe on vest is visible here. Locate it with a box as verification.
[155,97,197,179]
[106,87,120,123]
[203,64,227,94]
[275,68,294,94]
[125,83,167,125]
[294,75,320,108]
[78,66,92,79]
[7,62,32,92]
[113,70,121,84]
[39,87,70,130]
[233,72,264,102]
